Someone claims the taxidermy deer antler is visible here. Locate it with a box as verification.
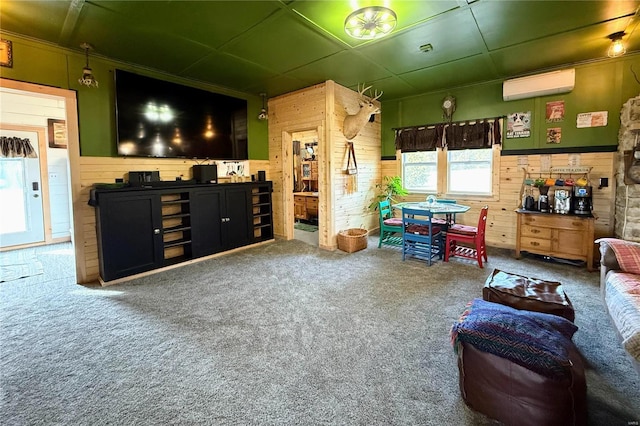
[343,83,382,140]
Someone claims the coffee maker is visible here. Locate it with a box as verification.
[572,186,593,215]
[554,188,571,214]
[538,186,550,213]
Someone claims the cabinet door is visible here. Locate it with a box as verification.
[223,186,252,249]
[554,228,588,257]
[191,188,224,257]
[97,193,163,281]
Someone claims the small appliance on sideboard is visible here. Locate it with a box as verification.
[127,171,160,186]
[572,186,593,215]
[538,185,550,213]
[554,189,571,214]
[192,165,218,184]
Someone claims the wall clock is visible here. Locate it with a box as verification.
[442,95,456,121]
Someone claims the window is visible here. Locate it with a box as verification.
[448,149,493,195]
[401,147,496,196]
[402,151,437,192]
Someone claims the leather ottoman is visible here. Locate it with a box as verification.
[452,298,586,426]
[457,342,587,426]
[483,268,575,321]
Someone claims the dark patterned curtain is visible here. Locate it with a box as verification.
[394,124,445,152]
[444,118,502,150]
[0,136,37,158]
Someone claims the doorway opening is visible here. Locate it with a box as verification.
[0,82,77,283]
[292,130,319,246]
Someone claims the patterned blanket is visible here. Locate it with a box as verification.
[451,298,578,380]
[605,272,640,362]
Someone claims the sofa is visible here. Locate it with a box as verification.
[596,238,640,371]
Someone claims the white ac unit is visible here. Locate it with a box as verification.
[503,69,575,101]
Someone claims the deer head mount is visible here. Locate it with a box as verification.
[343,83,382,140]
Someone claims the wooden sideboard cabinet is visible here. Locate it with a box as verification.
[294,193,318,221]
[515,210,595,271]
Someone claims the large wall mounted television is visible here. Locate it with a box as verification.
[114,69,248,160]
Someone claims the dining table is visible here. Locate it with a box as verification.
[392,201,470,227]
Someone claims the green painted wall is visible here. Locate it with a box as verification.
[0,34,269,160]
[381,53,640,157]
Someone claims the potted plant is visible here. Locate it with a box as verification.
[369,175,409,210]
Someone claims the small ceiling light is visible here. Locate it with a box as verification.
[258,93,268,121]
[344,6,397,40]
[78,42,99,88]
[607,31,626,58]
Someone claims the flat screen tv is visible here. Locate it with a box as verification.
[114,69,248,160]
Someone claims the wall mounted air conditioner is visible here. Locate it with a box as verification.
[503,69,575,101]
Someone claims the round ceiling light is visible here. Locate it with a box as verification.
[344,6,397,40]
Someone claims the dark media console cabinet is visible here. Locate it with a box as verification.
[90,181,273,282]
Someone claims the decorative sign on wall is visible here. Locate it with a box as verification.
[0,39,12,68]
[47,119,67,149]
[546,127,562,144]
[545,100,565,123]
[576,111,608,128]
[506,111,531,138]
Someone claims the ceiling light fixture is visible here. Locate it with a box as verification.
[607,31,627,58]
[78,42,99,88]
[258,93,268,121]
[344,6,397,40]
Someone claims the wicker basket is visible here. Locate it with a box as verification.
[337,228,368,253]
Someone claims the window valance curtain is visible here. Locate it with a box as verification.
[394,117,502,152]
[394,125,444,152]
[0,136,37,158]
[445,118,502,150]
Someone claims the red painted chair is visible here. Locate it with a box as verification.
[444,205,489,268]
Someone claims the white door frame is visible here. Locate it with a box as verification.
[0,79,84,282]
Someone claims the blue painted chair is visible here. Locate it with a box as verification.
[378,199,403,248]
[401,207,444,266]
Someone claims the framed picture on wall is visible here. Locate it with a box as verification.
[0,39,13,68]
[47,119,67,149]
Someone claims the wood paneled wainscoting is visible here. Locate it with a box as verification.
[381,151,615,260]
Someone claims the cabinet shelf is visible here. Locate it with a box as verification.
[162,199,189,205]
[164,238,191,248]
[163,213,191,219]
[163,225,191,234]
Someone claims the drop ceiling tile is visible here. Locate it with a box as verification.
[346,76,417,101]
[70,5,215,75]
[243,74,308,98]
[222,13,344,74]
[400,54,498,93]
[1,1,71,42]
[472,0,639,51]
[89,1,282,48]
[285,51,393,89]
[290,0,460,48]
[183,52,278,92]
[488,22,633,78]
[357,8,485,75]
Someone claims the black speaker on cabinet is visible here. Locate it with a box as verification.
[192,165,218,183]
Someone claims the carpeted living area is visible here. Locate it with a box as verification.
[1,238,638,425]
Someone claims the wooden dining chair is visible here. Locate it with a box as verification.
[401,207,444,266]
[378,199,403,248]
[444,205,489,268]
